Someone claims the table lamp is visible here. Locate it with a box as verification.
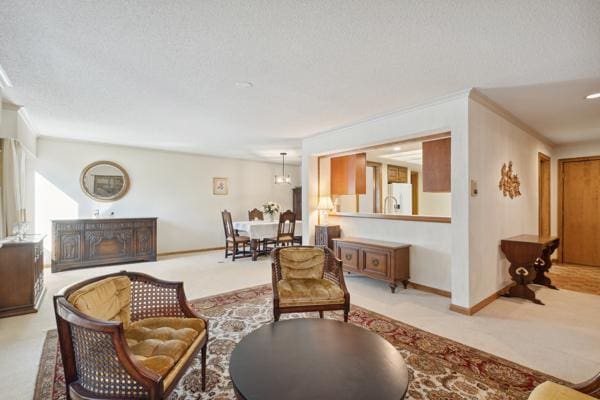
[317,196,334,225]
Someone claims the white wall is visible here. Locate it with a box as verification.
[303,91,470,300]
[468,98,553,305]
[550,140,600,236]
[31,137,300,254]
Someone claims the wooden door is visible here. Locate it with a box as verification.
[411,171,419,215]
[538,153,550,237]
[560,157,600,266]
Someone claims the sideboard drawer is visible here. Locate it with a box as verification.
[363,249,389,278]
[339,246,360,272]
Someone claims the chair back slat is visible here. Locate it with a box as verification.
[221,210,235,239]
[277,210,296,240]
[248,208,264,221]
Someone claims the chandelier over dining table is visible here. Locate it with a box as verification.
[274,152,291,184]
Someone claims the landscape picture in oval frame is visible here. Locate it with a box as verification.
[213,177,229,195]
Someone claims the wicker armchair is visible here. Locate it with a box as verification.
[54,271,208,400]
[272,246,350,322]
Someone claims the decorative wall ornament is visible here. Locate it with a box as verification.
[499,161,522,199]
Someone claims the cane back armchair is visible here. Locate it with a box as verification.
[272,246,350,322]
[54,271,208,400]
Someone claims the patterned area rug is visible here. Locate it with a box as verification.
[35,285,564,400]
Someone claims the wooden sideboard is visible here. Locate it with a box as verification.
[0,234,46,318]
[52,217,157,272]
[332,237,410,293]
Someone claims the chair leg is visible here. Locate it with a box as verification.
[344,306,349,323]
[225,242,229,258]
[232,243,237,261]
[201,343,207,391]
[274,309,280,322]
[319,311,324,319]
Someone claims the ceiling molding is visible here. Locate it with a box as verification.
[1,100,22,111]
[0,64,13,89]
[304,89,471,142]
[37,135,302,166]
[469,88,555,148]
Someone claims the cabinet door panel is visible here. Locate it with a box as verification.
[362,249,389,278]
[339,246,360,272]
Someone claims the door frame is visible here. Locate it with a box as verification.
[538,152,551,237]
[557,155,600,263]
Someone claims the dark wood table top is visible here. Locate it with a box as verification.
[501,234,559,245]
[229,319,409,400]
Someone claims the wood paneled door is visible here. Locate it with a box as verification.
[538,153,551,237]
[559,156,600,266]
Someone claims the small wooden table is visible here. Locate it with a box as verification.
[500,234,559,305]
[229,319,409,400]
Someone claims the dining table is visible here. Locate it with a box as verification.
[233,219,302,261]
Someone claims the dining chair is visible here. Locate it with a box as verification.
[222,210,251,261]
[248,208,264,221]
[264,210,296,250]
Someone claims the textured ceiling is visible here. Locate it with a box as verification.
[1,1,599,162]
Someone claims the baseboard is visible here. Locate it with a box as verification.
[449,283,512,316]
[409,282,451,298]
[158,247,225,257]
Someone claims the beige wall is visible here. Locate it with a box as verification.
[468,98,553,305]
[31,137,300,254]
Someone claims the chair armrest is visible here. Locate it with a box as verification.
[271,262,280,306]
[571,372,600,396]
[127,272,205,324]
[54,297,164,399]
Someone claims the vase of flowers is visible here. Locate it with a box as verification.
[263,201,280,222]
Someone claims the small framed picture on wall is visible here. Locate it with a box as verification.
[213,177,229,195]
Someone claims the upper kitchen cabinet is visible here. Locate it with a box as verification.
[330,153,367,195]
[422,136,451,192]
[387,164,408,184]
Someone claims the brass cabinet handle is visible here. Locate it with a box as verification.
[345,254,352,261]
[372,258,380,267]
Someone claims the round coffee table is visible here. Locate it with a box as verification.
[229,319,409,400]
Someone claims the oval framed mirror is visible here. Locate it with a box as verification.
[80,161,130,202]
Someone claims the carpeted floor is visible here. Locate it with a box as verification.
[35,285,565,400]
[548,264,600,296]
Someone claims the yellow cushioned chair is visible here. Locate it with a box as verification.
[528,374,600,400]
[54,271,208,400]
[272,246,350,322]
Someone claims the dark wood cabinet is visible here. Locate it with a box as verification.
[52,217,157,272]
[387,164,408,184]
[333,237,410,293]
[0,234,46,318]
[330,153,367,195]
[422,136,451,192]
[292,187,302,218]
[315,225,340,250]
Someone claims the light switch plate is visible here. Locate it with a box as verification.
[470,180,478,196]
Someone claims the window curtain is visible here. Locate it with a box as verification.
[0,138,27,239]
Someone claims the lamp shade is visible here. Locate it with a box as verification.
[317,196,334,211]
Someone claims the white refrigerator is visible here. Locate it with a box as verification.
[388,183,412,214]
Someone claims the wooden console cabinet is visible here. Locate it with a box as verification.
[52,218,157,272]
[332,237,410,293]
[0,235,46,318]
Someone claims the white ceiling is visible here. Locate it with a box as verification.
[1,1,599,162]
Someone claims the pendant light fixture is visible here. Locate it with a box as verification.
[274,152,291,184]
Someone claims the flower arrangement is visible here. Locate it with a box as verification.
[263,201,280,215]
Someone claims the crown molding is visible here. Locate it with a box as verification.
[0,64,13,89]
[469,88,555,148]
[304,88,471,141]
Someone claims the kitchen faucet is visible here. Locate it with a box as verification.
[383,195,398,214]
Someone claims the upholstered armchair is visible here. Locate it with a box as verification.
[53,271,208,400]
[271,246,350,322]
[528,373,599,399]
